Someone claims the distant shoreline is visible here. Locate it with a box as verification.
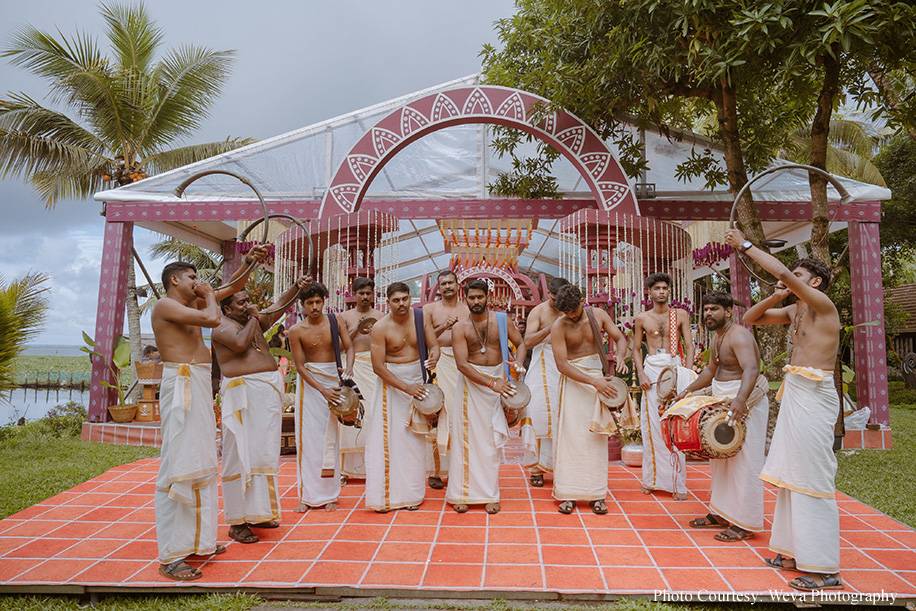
[22,344,84,358]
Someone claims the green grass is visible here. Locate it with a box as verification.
[10,355,91,378]
[0,593,261,611]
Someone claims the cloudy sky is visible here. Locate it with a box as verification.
[1,0,516,345]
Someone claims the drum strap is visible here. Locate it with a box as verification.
[584,306,610,378]
[496,311,511,380]
[413,307,430,384]
[328,313,343,384]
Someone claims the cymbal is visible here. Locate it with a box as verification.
[357,317,378,333]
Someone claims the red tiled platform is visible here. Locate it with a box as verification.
[1,445,915,603]
[81,422,162,448]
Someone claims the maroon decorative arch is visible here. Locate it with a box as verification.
[318,86,638,220]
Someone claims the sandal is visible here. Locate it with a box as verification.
[765,553,797,571]
[405,504,420,511]
[714,525,754,542]
[428,476,444,490]
[453,504,468,513]
[485,502,500,514]
[558,500,575,514]
[250,520,280,529]
[159,560,201,581]
[789,574,844,591]
[228,524,259,544]
[530,474,544,487]
[689,513,730,529]
[589,500,608,515]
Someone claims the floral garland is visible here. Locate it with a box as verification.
[692,242,733,270]
[237,241,276,266]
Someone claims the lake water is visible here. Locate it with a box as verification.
[22,344,84,357]
[1,387,90,425]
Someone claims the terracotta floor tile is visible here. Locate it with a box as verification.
[834,569,914,594]
[1,521,68,539]
[840,548,885,570]
[63,493,111,507]
[839,515,872,530]
[93,521,153,540]
[72,559,147,583]
[343,509,398,524]
[196,560,257,583]
[886,530,916,548]
[34,505,95,522]
[488,527,539,544]
[854,513,911,531]
[385,525,438,542]
[544,565,605,591]
[580,514,629,530]
[535,512,584,528]
[220,541,280,561]
[700,546,768,568]
[642,530,695,547]
[649,546,712,569]
[498,487,531,499]
[4,538,79,559]
[487,512,535,527]
[263,541,326,561]
[16,558,95,583]
[593,545,654,567]
[542,543,599,566]
[630,514,681,530]
[538,527,590,546]
[436,527,486,544]
[603,566,667,591]
[587,529,643,546]
[423,562,483,589]
[661,567,730,591]
[362,561,426,586]
[79,506,135,522]
[105,540,159,560]
[374,542,431,563]
[120,507,156,522]
[243,560,311,584]
[485,563,543,589]
[616,500,664,514]
[863,548,916,571]
[55,538,126,560]
[319,540,379,562]
[486,543,541,565]
[335,524,389,541]
[430,542,485,564]
[286,524,342,540]
[393,510,442,525]
[721,567,796,592]
[841,530,903,549]
[440,512,487,527]
[303,560,368,585]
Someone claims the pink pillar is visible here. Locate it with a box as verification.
[89,221,133,422]
[848,221,890,426]
[729,254,753,327]
[221,239,241,280]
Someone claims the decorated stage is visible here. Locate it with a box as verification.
[1,441,915,603]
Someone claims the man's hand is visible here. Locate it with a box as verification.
[246,303,260,318]
[772,282,792,302]
[593,377,619,399]
[445,314,458,330]
[193,281,214,298]
[507,359,525,375]
[246,244,270,263]
[615,357,629,374]
[406,383,429,400]
[723,228,746,249]
[359,317,375,335]
[638,371,651,391]
[671,389,688,405]
[424,356,438,370]
[295,275,312,292]
[339,367,353,381]
[322,386,343,405]
[726,398,748,426]
[491,379,516,396]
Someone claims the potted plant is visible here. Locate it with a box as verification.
[617,423,643,467]
[82,332,137,422]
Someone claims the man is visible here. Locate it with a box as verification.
[365,282,440,512]
[447,279,526,514]
[725,228,844,592]
[671,291,768,542]
[150,245,267,581]
[212,275,310,545]
[550,284,629,514]
[142,345,161,363]
[338,277,385,482]
[288,282,355,512]
[519,277,569,487]
[422,270,469,489]
[632,272,696,500]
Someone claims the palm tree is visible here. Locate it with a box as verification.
[779,118,888,187]
[0,273,50,395]
[0,2,254,377]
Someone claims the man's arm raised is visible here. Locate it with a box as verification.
[159,282,221,328]
[261,275,310,329]
[213,244,270,302]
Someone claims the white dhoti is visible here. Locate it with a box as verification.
[155,363,219,564]
[519,343,560,474]
[365,361,427,511]
[553,355,609,502]
[761,366,840,573]
[294,362,341,507]
[219,370,284,526]
[708,377,768,531]
[427,346,456,479]
[445,363,509,505]
[641,353,696,495]
[339,352,376,478]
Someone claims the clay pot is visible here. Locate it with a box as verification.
[620,443,644,467]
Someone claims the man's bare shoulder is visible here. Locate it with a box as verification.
[151,296,183,320]
[633,310,651,322]
[677,308,691,321]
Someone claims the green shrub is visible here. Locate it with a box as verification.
[0,401,86,442]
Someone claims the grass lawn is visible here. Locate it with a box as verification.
[10,356,91,382]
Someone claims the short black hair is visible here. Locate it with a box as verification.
[300,282,329,301]
[790,258,832,292]
[352,277,374,292]
[437,269,458,283]
[702,291,735,309]
[548,277,570,295]
[142,345,158,357]
[465,278,489,294]
[219,290,246,313]
[387,281,411,298]
[161,262,196,289]
[645,272,671,289]
[555,284,583,313]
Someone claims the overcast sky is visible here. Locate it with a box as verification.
[0,0,516,345]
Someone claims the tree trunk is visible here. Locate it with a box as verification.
[809,47,841,264]
[126,259,143,403]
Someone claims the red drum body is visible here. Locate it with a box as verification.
[662,403,746,460]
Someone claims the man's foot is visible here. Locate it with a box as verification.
[188,544,226,557]
[293,502,310,513]
[714,525,754,542]
[558,500,576,514]
[250,519,280,529]
[325,503,338,512]
[689,513,730,529]
[453,504,469,513]
[789,574,844,591]
[485,502,500,514]
[640,486,652,495]
[589,500,609,515]
[428,476,444,489]
[159,560,201,581]
[764,553,797,571]
[530,474,544,487]
[340,474,349,485]
[228,524,259,544]
[672,491,688,501]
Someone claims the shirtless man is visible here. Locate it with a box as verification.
[288,282,355,513]
[338,277,385,482]
[365,282,440,512]
[632,272,696,500]
[672,291,768,543]
[422,270,469,489]
[550,284,629,514]
[520,277,569,486]
[150,244,268,581]
[725,228,844,592]
[212,275,310,545]
[447,279,526,514]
